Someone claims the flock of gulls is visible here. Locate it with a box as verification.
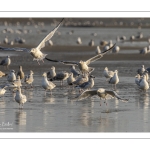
[2,18,149,109]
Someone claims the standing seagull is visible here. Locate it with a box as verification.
[70,65,80,78]
[95,46,101,55]
[108,70,119,90]
[0,19,64,65]
[17,66,25,80]
[7,70,16,82]
[45,44,116,75]
[139,75,149,91]
[42,72,56,95]
[103,67,114,80]
[137,65,145,76]
[15,87,27,108]
[71,88,128,106]
[47,66,56,80]
[75,75,95,92]
[51,71,69,86]
[24,70,34,88]
[0,56,11,69]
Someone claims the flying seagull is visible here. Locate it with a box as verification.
[0,19,64,65]
[71,88,128,106]
[45,44,116,75]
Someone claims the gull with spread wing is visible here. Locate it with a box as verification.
[0,19,64,65]
[71,88,128,106]
[45,44,116,75]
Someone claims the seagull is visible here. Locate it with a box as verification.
[24,70,34,88]
[0,56,11,69]
[76,37,82,44]
[139,47,150,54]
[135,74,141,86]
[112,45,120,53]
[103,67,114,80]
[0,71,7,77]
[139,75,149,91]
[17,66,25,80]
[12,76,22,88]
[7,70,16,82]
[95,46,101,55]
[71,88,128,106]
[75,75,95,92]
[0,19,64,65]
[89,39,94,46]
[137,65,145,76]
[67,72,76,89]
[42,72,56,95]
[70,65,80,78]
[45,44,116,76]
[47,66,56,80]
[108,70,119,90]
[0,85,7,99]
[51,71,69,86]
[15,87,27,108]
[73,74,89,86]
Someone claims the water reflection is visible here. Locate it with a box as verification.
[24,89,34,102]
[0,101,6,116]
[42,96,55,104]
[137,92,149,109]
[15,110,27,126]
[79,99,95,127]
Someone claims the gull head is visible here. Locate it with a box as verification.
[114,70,118,73]
[42,72,47,77]
[30,48,36,54]
[104,67,108,71]
[97,88,105,93]
[30,70,34,75]
[11,70,15,73]
[51,66,55,70]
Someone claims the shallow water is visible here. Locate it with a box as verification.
[0,50,150,132]
[1,24,150,132]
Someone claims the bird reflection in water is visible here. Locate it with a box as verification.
[15,110,27,126]
[80,100,94,127]
[42,96,55,104]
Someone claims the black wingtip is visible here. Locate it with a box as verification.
[45,57,59,62]
[102,43,116,54]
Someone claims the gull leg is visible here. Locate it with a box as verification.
[45,90,47,96]
[37,60,40,65]
[50,90,52,96]
[100,98,101,106]
[104,98,107,106]
[42,59,44,63]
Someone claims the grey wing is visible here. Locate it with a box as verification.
[36,18,64,50]
[0,46,30,52]
[79,81,88,88]
[85,43,116,65]
[45,57,78,65]
[71,89,98,101]
[60,61,78,66]
[105,90,129,102]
